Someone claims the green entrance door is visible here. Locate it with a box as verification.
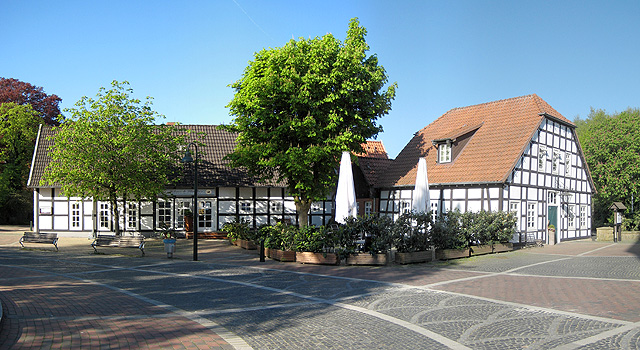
[548,206,558,244]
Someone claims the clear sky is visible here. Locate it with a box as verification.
[2,0,639,158]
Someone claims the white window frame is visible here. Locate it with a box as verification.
[401,200,411,214]
[526,202,536,230]
[580,205,587,228]
[552,149,560,174]
[157,200,173,228]
[439,143,452,163]
[270,201,283,213]
[509,201,520,230]
[71,202,81,229]
[538,146,546,171]
[176,200,192,229]
[565,152,571,175]
[567,204,576,229]
[240,201,252,214]
[548,191,558,206]
[364,201,373,216]
[126,202,138,230]
[99,202,110,230]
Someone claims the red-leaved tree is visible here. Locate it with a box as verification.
[0,78,62,125]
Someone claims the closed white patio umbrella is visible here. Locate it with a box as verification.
[335,151,357,223]
[412,157,430,214]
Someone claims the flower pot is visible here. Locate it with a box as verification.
[492,243,513,253]
[163,238,176,258]
[470,245,492,256]
[346,253,388,266]
[296,252,339,265]
[435,248,470,260]
[395,250,432,264]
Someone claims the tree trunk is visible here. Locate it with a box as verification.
[110,195,121,236]
[295,197,312,227]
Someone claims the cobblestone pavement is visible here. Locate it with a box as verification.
[1,227,639,349]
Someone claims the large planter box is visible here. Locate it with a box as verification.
[296,252,339,265]
[395,250,433,264]
[436,248,470,260]
[492,243,513,253]
[266,248,296,262]
[346,253,388,266]
[236,239,257,250]
[470,245,492,256]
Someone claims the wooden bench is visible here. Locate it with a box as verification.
[20,232,58,251]
[91,235,145,256]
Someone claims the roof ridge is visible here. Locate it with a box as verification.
[447,94,537,113]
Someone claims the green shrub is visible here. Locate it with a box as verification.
[260,222,296,251]
[431,209,466,250]
[392,212,431,253]
[222,219,258,242]
[293,225,335,253]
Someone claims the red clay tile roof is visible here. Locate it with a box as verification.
[355,140,388,159]
[381,94,574,187]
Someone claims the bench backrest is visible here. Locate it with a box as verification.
[24,232,58,239]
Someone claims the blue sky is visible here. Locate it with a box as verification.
[2,0,639,158]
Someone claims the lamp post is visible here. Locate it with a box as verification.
[181,143,198,261]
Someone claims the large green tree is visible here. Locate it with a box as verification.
[43,81,188,235]
[223,18,396,225]
[576,108,640,228]
[0,103,43,223]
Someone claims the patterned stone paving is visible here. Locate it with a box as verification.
[1,232,639,349]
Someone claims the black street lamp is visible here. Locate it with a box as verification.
[181,142,198,261]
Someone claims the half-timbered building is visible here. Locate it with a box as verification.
[363,94,595,244]
[28,125,334,237]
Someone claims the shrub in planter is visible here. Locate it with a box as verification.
[222,219,257,244]
[293,225,335,253]
[260,222,296,252]
[392,212,432,253]
[488,211,517,243]
[335,215,393,259]
[431,209,466,250]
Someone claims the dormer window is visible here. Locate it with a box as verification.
[439,142,452,163]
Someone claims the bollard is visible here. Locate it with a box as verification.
[260,239,265,262]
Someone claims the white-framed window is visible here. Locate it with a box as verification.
[538,146,546,171]
[509,201,519,214]
[99,202,110,229]
[527,202,536,229]
[270,201,283,213]
[552,149,560,174]
[176,200,191,229]
[580,205,587,228]
[364,201,373,216]
[71,202,81,228]
[430,202,439,219]
[240,201,252,213]
[548,191,558,206]
[439,143,452,163]
[401,201,411,214]
[157,200,172,228]
[567,205,576,229]
[127,202,138,230]
[565,152,572,175]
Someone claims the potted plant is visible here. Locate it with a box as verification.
[223,219,257,249]
[294,225,339,265]
[261,222,296,262]
[183,209,194,233]
[159,222,177,258]
[393,212,433,264]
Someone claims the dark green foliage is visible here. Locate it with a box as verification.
[260,222,297,251]
[392,212,432,253]
[222,219,256,242]
[431,209,466,250]
[293,225,335,253]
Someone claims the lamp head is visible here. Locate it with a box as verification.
[181,150,194,163]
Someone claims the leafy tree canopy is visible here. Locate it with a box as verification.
[0,78,62,125]
[0,103,44,224]
[42,81,189,234]
[576,108,640,226]
[222,18,396,225]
